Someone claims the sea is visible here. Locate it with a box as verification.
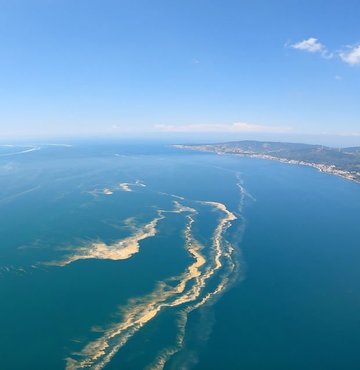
[0,141,359,370]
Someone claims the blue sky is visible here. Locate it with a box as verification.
[0,0,359,145]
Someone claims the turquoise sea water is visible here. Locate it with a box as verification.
[0,142,359,370]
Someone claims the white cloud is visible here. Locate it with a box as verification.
[153,122,292,134]
[291,37,325,53]
[339,45,360,65]
[290,37,334,59]
[290,37,360,65]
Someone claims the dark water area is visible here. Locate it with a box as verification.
[0,142,359,369]
[194,159,360,370]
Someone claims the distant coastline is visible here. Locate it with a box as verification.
[173,141,360,185]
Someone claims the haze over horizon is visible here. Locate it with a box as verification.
[0,1,359,146]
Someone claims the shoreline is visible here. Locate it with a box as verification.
[173,145,360,185]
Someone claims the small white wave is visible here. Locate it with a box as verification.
[0,145,41,157]
[88,180,146,197]
[0,185,41,205]
[42,143,73,147]
[119,180,146,192]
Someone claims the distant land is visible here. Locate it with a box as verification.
[174,141,360,184]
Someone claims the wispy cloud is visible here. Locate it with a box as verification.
[153,122,292,134]
[339,45,360,65]
[291,37,324,53]
[289,37,360,65]
[290,37,333,59]
[338,131,360,137]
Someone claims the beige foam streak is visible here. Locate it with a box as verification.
[65,206,201,369]
[49,201,195,268]
[47,213,164,267]
[119,180,146,192]
[147,206,238,370]
[118,183,132,192]
[65,201,238,370]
